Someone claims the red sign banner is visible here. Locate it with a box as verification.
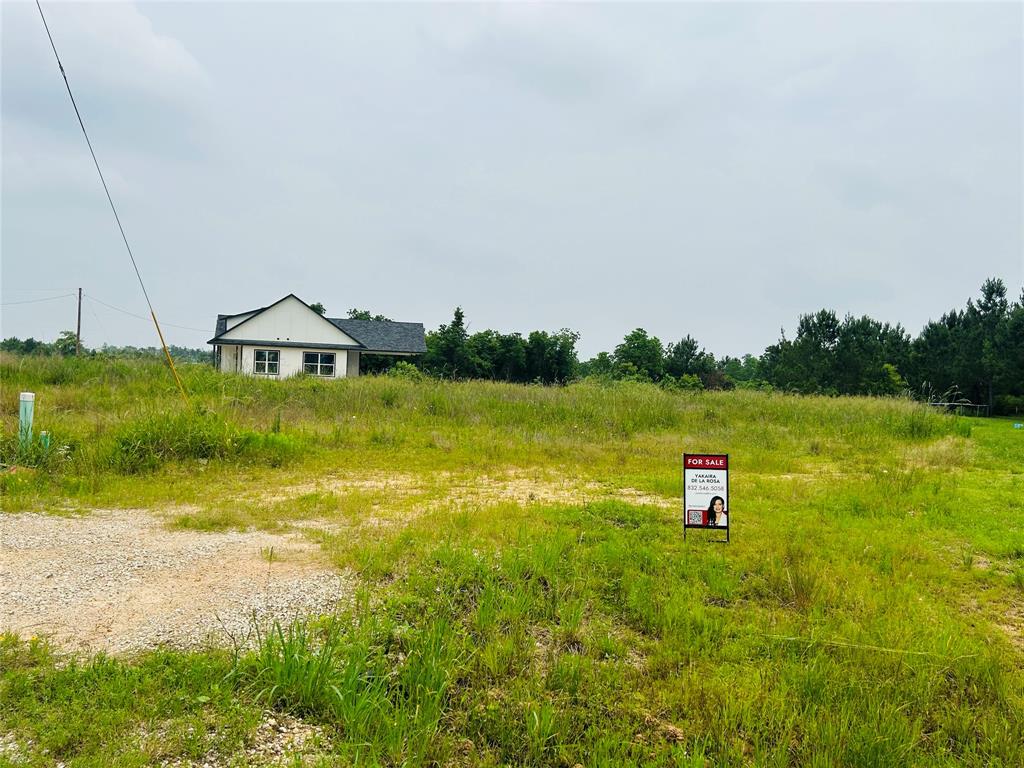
[684,454,728,470]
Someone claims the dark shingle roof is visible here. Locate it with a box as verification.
[329,318,427,354]
[208,297,426,355]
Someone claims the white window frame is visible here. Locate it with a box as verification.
[303,351,336,377]
[254,348,280,376]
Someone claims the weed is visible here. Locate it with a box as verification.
[1011,567,1024,591]
[961,548,975,570]
[244,619,340,714]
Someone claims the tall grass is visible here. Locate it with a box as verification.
[1,353,1018,766]
[232,607,463,764]
[108,409,300,473]
[0,406,302,476]
[2,352,964,477]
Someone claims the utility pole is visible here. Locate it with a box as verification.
[76,287,82,356]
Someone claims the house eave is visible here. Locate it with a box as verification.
[207,338,364,351]
[208,338,424,355]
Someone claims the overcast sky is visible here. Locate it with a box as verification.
[2,1,1021,358]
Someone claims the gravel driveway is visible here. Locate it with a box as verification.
[0,510,353,655]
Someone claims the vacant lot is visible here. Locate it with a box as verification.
[1,355,1022,767]
[1,473,669,657]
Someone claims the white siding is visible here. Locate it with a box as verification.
[218,296,359,346]
[240,345,349,379]
[218,345,241,373]
[224,312,257,331]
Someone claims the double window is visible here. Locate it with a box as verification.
[254,349,279,375]
[303,352,336,377]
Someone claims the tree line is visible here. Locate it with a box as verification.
[407,278,1024,413]
[3,278,1020,413]
[0,334,212,363]
[758,279,1023,413]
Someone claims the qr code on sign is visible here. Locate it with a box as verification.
[686,510,703,525]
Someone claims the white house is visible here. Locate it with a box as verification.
[208,294,426,378]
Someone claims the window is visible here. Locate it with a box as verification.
[303,351,335,376]
[254,349,279,375]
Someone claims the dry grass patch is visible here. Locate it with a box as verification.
[904,435,974,469]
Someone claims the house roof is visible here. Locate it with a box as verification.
[328,318,427,354]
[208,295,426,355]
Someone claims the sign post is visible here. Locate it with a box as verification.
[683,453,730,542]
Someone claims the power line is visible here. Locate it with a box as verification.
[35,1,154,321]
[1,293,77,306]
[1,292,210,333]
[85,297,109,340]
[35,0,187,403]
[84,293,210,334]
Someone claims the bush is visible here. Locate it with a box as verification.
[660,373,704,392]
[387,360,425,382]
[109,410,232,473]
[231,431,302,467]
[0,429,77,472]
[108,409,302,473]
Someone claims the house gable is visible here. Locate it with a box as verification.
[224,311,258,332]
[216,295,360,346]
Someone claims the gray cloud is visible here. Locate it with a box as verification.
[2,1,1020,357]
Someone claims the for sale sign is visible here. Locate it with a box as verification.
[683,453,729,540]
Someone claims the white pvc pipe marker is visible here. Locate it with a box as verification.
[19,392,34,450]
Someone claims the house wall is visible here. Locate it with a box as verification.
[218,345,241,373]
[218,296,359,346]
[224,312,257,331]
[238,345,350,379]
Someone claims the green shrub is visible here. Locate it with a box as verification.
[109,410,234,473]
[231,431,302,467]
[0,429,78,471]
[108,410,302,473]
[387,360,425,382]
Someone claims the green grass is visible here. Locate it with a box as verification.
[1,354,1022,766]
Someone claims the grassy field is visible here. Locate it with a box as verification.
[1,354,1022,767]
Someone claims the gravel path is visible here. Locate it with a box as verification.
[0,510,353,655]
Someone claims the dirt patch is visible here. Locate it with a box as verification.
[279,468,676,515]
[996,606,1024,652]
[439,471,654,509]
[265,472,422,504]
[0,732,26,764]
[0,510,353,655]
[252,470,675,541]
[158,711,330,768]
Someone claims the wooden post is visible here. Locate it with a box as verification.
[75,288,82,356]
